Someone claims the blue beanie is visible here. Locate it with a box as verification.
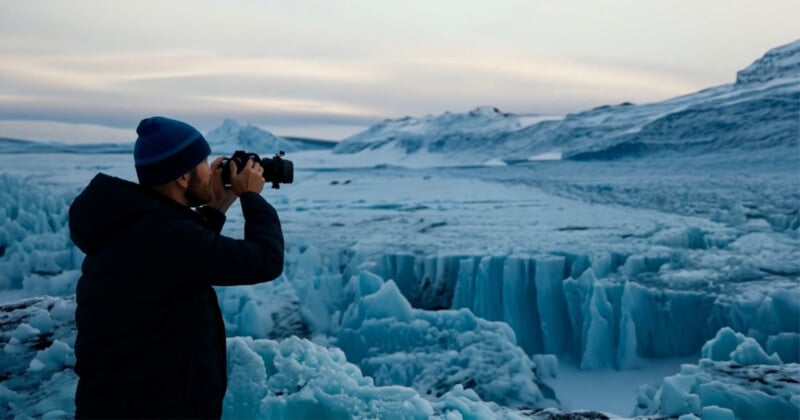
[134,116,211,185]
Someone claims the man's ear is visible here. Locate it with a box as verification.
[176,172,191,189]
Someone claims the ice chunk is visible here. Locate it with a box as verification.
[28,340,75,373]
[26,308,54,334]
[8,322,40,341]
[223,336,435,419]
[700,327,783,365]
[701,327,746,361]
[659,374,701,417]
[638,358,800,419]
[729,337,782,365]
[359,279,413,320]
[341,279,413,330]
[28,358,46,372]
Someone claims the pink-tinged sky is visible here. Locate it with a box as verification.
[1,0,798,142]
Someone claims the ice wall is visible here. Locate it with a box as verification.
[377,249,800,370]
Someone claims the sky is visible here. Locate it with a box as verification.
[0,0,798,142]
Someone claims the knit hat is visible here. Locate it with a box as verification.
[134,116,211,185]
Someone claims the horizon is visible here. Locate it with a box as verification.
[1,1,799,143]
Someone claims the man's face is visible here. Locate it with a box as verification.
[185,160,213,207]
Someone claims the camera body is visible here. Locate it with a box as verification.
[221,150,294,189]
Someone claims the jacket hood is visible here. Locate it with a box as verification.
[68,173,190,255]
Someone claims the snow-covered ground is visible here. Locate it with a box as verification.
[0,145,797,418]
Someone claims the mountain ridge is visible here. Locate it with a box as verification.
[334,38,800,164]
[0,121,334,154]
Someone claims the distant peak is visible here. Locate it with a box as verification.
[469,106,503,116]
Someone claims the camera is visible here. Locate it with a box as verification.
[221,150,294,189]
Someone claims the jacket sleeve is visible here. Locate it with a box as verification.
[196,206,226,234]
[154,192,284,288]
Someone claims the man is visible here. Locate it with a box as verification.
[68,116,284,419]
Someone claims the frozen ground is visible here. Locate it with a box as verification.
[0,149,798,418]
[547,354,699,416]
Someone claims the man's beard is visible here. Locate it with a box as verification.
[185,169,212,207]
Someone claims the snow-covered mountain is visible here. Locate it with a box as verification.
[205,119,300,155]
[334,39,800,164]
[735,39,800,86]
[0,120,333,156]
[510,38,800,161]
[333,106,523,155]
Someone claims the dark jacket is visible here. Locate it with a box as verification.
[68,173,284,419]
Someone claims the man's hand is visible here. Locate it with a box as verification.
[207,156,238,213]
[231,158,266,196]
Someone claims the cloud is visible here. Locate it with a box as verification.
[0,45,712,124]
[0,120,133,143]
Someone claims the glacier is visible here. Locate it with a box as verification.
[1,39,799,419]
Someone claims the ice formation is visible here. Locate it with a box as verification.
[377,251,799,370]
[1,295,549,419]
[635,328,800,419]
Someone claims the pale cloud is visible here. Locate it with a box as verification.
[194,95,389,119]
[0,120,133,143]
[0,50,383,90]
[394,52,706,98]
